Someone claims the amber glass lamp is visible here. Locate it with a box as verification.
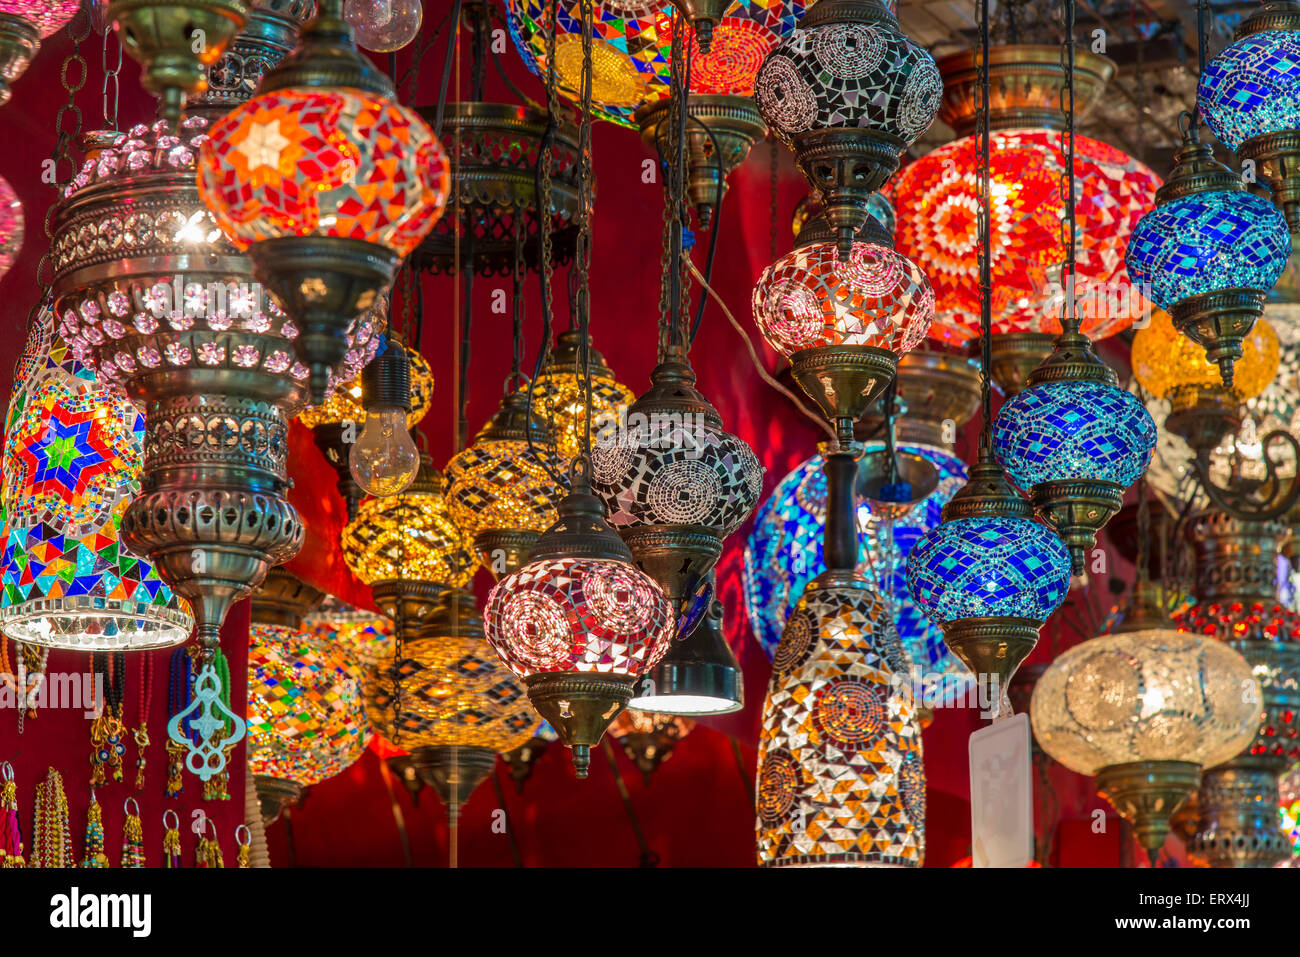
[531,328,633,462]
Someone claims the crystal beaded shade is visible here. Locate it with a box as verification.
[591,418,763,534]
[1030,629,1259,776]
[756,580,925,867]
[993,380,1157,492]
[0,307,193,649]
[1198,30,1300,152]
[891,131,1161,345]
[304,599,395,669]
[0,0,80,37]
[906,516,1071,624]
[198,88,451,256]
[751,240,934,356]
[341,477,475,587]
[297,337,433,429]
[531,372,635,462]
[485,557,674,677]
[507,0,811,127]
[0,173,22,282]
[247,622,369,787]
[743,444,968,675]
[754,17,941,148]
[1132,308,1279,401]
[1126,190,1292,309]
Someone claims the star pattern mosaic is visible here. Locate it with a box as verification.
[1199,30,1300,152]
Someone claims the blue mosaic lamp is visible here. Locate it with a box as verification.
[906,450,1071,701]
[1198,2,1300,232]
[1126,123,1292,388]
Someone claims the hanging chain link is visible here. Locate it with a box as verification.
[537,0,558,350]
[511,212,526,386]
[768,133,779,261]
[1057,0,1078,336]
[100,26,122,131]
[575,0,596,463]
[975,0,993,449]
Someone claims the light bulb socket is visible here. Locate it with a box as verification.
[801,0,899,29]
[942,451,1034,522]
[249,568,324,629]
[1155,137,1243,206]
[475,389,553,445]
[1237,0,1300,37]
[793,210,893,250]
[257,0,394,98]
[548,328,615,379]
[361,342,412,414]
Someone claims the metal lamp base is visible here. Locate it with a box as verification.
[618,523,722,612]
[939,616,1040,708]
[474,528,540,580]
[629,601,743,716]
[1030,478,1124,576]
[789,344,899,445]
[1096,760,1200,865]
[524,672,637,780]
[1240,128,1300,235]
[968,333,1058,397]
[1194,757,1292,868]
[1170,288,1266,390]
[0,13,38,105]
[255,774,304,828]
[369,579,446,645]
[409,745,499,823]
[790,127,904,259]
[1164,384,1241,455]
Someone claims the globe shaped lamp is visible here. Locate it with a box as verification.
[485,465,675,778]
[608,708,694,786]
[303,595,395,670]
[1198,2,1300,232]
[1126,125,1292,388]
[0,0,80,104]
[197,0,451,405]
[754,0,941,258]
[906,450,1072,706]
[531,328,634,462]
[0,306,194,650]
[1030,580,1259,863]
[366,588,535,822]
[446,389,568,578]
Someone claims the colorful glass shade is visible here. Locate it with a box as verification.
[1132,308,1279,402]
[1126,190,1292,309]
[485,557,674,677]
[304,598,395,669]
[197,88,451,256]
[341,470,475,587]
[297,337,432,430]
[0,0,80,37]
[743,443,968,675]
[756,579,925,867]
[905,516,1071,624]
[0,307,193,649]
[755,15,941,148]
[993,380,1157,492]
[0,173,21,282]
[1282,765,1300,856]
[891,131,1161,345]
[531,373,635,463]
[1030,629,1259,776]
[1198,30,1300,152]
[247,622,369,787]
[751,240,934,356]
[445,424,567,541]
[506,0,811,127]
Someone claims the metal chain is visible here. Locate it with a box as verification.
[976,0,993,450]
[100,26,121,131]
[511,213,526,386]
[769,133,779,261]
[656,16,683,360]
[1057,0,1078,336]
[537,0,558,344]
[575,0,596,463]
[658,8,691,361]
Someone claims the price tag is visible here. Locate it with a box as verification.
[968,712,1033,868]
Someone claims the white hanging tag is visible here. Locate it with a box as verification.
[968,711,1033,868]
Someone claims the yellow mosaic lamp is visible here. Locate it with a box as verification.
[532,329,634,463]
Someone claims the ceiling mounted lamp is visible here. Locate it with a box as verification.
[756,447,925,867]
[365,588,535,823]
[1199,1,1300,233]
[1176,512,1300,868]
[341,452,475,645]
[532,328,634,463]
[752,204,934,447]
[1126,122,1292,390]
[1031,580,1259,865]
[754,0,941,259]
[248,568,368,826]
[108,0,250,125]
[197,0,451,406]
[0,306,194,650]
[607,709,694,786]
[890,47,1159,396]
[485,465,675,778]
[0,0,80,104]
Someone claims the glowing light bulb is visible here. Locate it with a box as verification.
[345,0,422,53]
[349,410,419,497]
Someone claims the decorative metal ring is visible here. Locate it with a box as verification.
[205,816,219,840]
[0,762,12,782]
[123,796,140,817]
[235,824,251,847]
[162,809,180,831]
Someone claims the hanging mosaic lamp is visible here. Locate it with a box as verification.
[197,0,451,405]
[532,328,634,463]
[756,447,925,867]
[1031,580,1259,864]
[608,709,694,786]
[591,356,763,611]
[0,306,193,650]
[446,389,567,579]
[303,595,395,670]
[753,0,941,259]
[248,569,368,824]
[752,203,934,446]
[1176,512,1300,868]
[342,451,475,645]
[0,0,80,104]
[1126,122,1292,389]
[108,0,250,125]
[485,463,675,778]
[1198,1,1300,233]
[0,171,19,281]
[366,588,535,821]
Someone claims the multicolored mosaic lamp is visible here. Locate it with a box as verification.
[485,463,675,777]
[1,306,193,650]
[754,0,941,258]
[197,0,451,404]
[303,595,395,670]
[248,569,368,824]
[1198,1,1300,233]
[1126,122,1292,388]
[366,588,535,822]
[531,328,634,463]
[756,448,925,867]
[0,0,80,104]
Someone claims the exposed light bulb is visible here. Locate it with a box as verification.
[345,0,422,52]
[349,408,419,496]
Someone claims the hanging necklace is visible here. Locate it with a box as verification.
[120,798,144,868]
[134,652,153,790]
[89,651,128,786]
[79,789,109,868]
[0,762,24,867]
[161,810,182,868]
[165,645,194,798]
[30,768,71,868]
